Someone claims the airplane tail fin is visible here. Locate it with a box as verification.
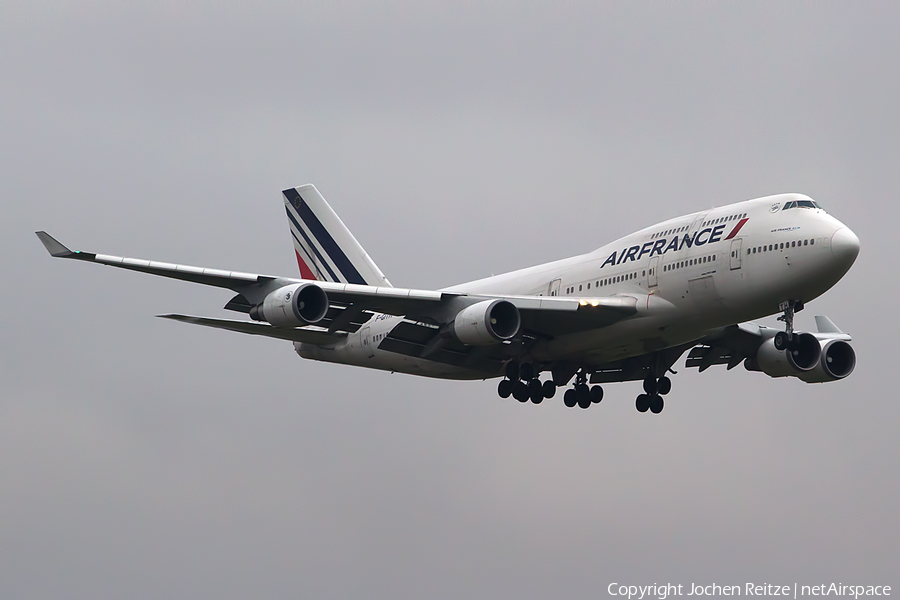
[282,185,391,287]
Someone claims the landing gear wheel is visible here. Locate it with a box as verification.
[541,380,557,399]
[575,383,589,404]
[578,390,591,408]
[590,385,604,403]
[512,381,529,402]
[498,379,513,398]
[528,379,544,404]
[563,389,577,408]
[643,376,658,395]
[774,331,790,351]
[505,361,520,381]
[649,395,664,414]
[636,394,650,413]
[519,362,535,381]
[657,376,671,396]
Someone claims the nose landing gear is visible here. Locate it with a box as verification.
[774,299,804,351]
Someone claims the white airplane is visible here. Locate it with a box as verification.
[37,185,860,413]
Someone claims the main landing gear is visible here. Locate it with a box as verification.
[497,361,557,404]
[635,375,671,414]
[774,299,804,351]
[500,362,674,414]
[562,371,603,409]
[498,363,602,408]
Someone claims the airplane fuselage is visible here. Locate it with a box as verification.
[297,193,859,379]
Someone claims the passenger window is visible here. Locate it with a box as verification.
[803,239,808,246]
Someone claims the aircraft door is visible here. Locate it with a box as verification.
[548,278,562,297]
[730,238,743,270]
[648,257,659,287]
[688,212,709,236]
[361,326,375,358]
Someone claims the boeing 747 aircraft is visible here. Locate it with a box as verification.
[37,186,859,413]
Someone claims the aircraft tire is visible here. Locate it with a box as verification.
[590,385,604,403]
[541,380,556,398]
[528,379,543,404]
[642,376,658,395]
[519,362,535,381]
[513,381,529,402]
[636,394,650,413]
[657,376,671,395]
[650,395,664,414]
[505,361,520,381]
[577,393,591,409]
[498,379,513,398]
[774,332,789,351]
[563,389,577,408]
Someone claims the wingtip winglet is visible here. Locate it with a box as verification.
[35,231,75,257]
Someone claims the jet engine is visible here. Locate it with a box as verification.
[744,332,821,378]
[249,283,329,327]
[797,339,856,383]
[451,299,521,345]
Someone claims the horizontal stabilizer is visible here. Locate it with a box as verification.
[158,314,346,346]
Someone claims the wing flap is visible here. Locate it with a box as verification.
[158,314,346,345]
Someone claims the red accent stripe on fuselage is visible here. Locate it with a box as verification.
[725,218,749,240]
[295,250,317,280]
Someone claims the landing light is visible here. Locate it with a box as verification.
[591,300,599,307]
[579,300,588,306]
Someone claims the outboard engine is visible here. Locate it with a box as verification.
[798,339,856,383]
[249,283,329,327]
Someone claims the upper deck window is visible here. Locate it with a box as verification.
[782,200,821,210]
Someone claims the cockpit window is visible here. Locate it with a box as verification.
[782,200,821,210]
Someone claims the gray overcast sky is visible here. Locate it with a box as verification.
[2,3,897,598]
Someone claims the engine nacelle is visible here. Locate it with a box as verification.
[744,332,821,378]
[249,283,329,327]
[451,299,521,346]
[797,339,856,383]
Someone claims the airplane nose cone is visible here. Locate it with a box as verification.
[831,227,860,266]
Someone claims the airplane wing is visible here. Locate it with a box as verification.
[684,319,852,373]
[37,232,639,343]
[684,323,766,371]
